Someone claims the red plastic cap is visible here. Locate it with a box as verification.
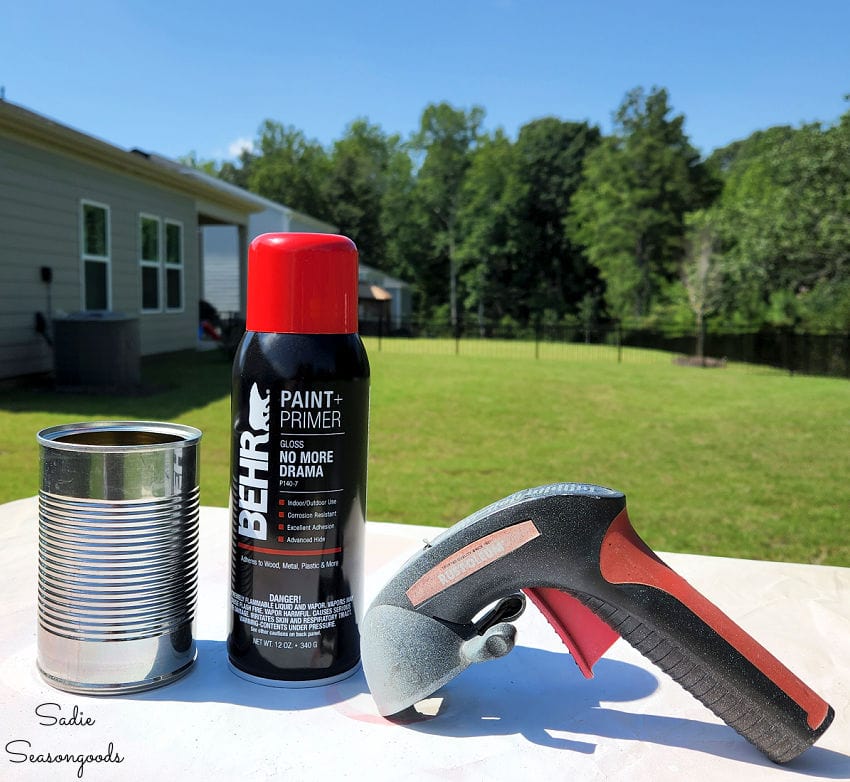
[246,233,359,334]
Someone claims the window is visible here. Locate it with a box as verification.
[139,216,184,313]
[81,201,111,310]
[140,215,161,311]
[165,220,183,311]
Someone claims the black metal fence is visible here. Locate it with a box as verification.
[622,327,850,377]
[359,318,850,378]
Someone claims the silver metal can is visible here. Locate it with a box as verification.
[36,421,202,694]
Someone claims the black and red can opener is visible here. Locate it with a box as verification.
[361,483,834,763]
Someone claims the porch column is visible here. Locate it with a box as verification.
[238,223,249,316]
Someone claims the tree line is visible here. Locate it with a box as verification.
[185,86,850,336]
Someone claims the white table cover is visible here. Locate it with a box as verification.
[1,497,848,780]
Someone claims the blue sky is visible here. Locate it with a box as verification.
[2,1,849,161]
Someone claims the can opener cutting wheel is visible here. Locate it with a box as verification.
[361,484,834,763]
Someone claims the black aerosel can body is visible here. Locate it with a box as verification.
[227,233,369,685]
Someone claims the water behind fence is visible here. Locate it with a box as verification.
[359,319,850,378]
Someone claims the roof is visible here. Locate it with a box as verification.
[226,187,338,233]
[359,263,411,289]
[359,282,393,301]
[0,99,267,215]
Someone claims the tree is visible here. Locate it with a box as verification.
[326,120,400,268]
[706,115,850,329]
[513,118,601,317]
[379,143,424,294]
[244,120,331,220]
[569,87,716,321]
[455,130,524,330]
[410,102,485,324]
[682,211,724,360]
[455,120,602,327]
[705,127,797,324]
[177,152,221,177]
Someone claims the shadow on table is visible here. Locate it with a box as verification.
[134,640,849,777]
[400,645,849,777]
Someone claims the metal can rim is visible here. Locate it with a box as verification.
[37,421,202,452]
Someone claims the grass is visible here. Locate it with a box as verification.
[1,344,848,566]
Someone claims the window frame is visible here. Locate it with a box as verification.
[139,213,162,313]
[164,218,184,313]
[79,200,112,311]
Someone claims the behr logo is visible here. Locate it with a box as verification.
[249,383,270,431]
[237,383,270,541]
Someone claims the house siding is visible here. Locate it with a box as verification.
[0,133,199,379]
[202,225,241,314]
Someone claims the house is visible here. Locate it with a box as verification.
[204,209,413,330]
[0,100,415,384]
[359,264,412,332]
[0,99,267,381]
[202,197,338,315]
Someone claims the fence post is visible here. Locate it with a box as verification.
[616,321,623,364]
[845,332,850,379]
[783,327,794,377]
[802,331,809,375]
[535,318,541,360]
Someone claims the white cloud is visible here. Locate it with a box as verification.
[226,136,254,159]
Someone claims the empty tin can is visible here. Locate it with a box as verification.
[36,421,201,694]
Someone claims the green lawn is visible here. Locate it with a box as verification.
[1,345,848,566]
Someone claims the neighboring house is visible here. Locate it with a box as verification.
[202,197,338,314]
[0,99,266,381]
[204,208,414,331]
[359,264,412,331]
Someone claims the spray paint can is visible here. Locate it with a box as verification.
[227,233,369,685]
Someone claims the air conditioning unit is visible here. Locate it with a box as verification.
[53,313,141,390]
